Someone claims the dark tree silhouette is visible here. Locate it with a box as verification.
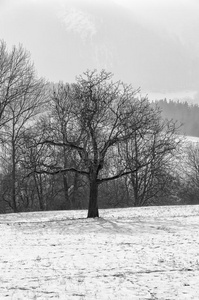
[36,70,164,217]
[0,41,46,212]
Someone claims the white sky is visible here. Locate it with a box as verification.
[1,0,198,47]
[0,0,199,96]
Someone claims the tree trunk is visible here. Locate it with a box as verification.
[87,176,99,218]
[12,141,17,212]
[63,147,72,210]
[124,176,130,206]
[63,174,72,209]
[72,172,79,209]
[34,173,45,210]
[12,167,17,212]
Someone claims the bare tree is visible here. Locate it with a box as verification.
[0,40,13,128]
[19,121,78,211]
[179,142,199,204]
[0,41,43,128]
[35,70,162,217]
[17,123,53,211]
[0,41,46,211]
[48,84,83,209]
[120,117,181,206]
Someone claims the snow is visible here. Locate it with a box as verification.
[185,136,199,144]
[0,205,199,299]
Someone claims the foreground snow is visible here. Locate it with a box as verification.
[0,205,199,300]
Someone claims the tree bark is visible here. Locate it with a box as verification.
[87,176,99,218]
[72,172,79,209]
[63,173,72,209]
[12,141,17,212]
[34,173,45,210]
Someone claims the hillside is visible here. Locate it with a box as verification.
[152,99,199,137]
[0,206,199,299]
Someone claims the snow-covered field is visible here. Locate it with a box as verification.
[185,136,199,144]
[0,205,199,300]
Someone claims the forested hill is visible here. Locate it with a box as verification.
[151,99,199,137]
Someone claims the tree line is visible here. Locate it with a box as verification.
[151,99,199,137]
[0,41,199,217]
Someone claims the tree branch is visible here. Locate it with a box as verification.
[28,167,89,177]
[99,170,133,184]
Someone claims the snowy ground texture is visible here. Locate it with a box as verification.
[0,205,199,300]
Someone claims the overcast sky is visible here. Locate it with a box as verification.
[1,0,199,99]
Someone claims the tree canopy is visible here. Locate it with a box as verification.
[33,70,180,217]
